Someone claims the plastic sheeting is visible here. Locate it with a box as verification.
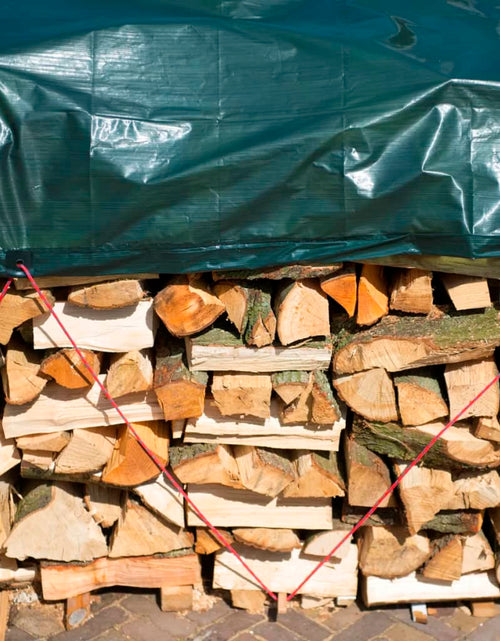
[1,1,500,276]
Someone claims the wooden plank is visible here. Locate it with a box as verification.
[33,301,156,352]
[14,273,159,290]
[160,585,193,612]
[3,376,163,438]
[213,544,358,597]
[184,400,344,451]
[0,590,9,641]
[186,484,333,529]
[41,554,201,600]
[65,593,91,629]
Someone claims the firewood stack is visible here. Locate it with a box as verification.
[0,263,499,616]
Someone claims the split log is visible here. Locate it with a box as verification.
[14,273,158,291]
[16,432,70,453]
[333,307,500,375]
[282,451,345,498]
[67,279,147,309]
[462,532,495,574]
[447,470,500,511]
[54,427,116,475]
[154,274,225,337]
[213,264,342,281]
[33,301,156,352]
[345,437,397,508]
[102,421,169,487]
[233,446,295,497]
[232,529,301,553]
[22,450,54,470]
[274,280,330,345]
[212,373,272,419]
[0,430,21,476]
[488,508,500,583]
[109,500,193,558]
[1,339,47,404]
[440,274,491,310]
[271,371,310,405]
[311,370,342,424]
[169,443,241,489]
[195,528,234,555]
[356,265,388,327]
[40,349,101,389]
[154,339,207,421]
[231,590,267,612]
[133,475,185,528]
[444,358,499,419]
[389,269,433,314]
[358,526,431,578]
[421,535,463,582]
[333,368,398,422]
[474,416,500,442]
[0,290,55,344]
[0,481,13,547]
[5,483,108,562]
[170,419,185,441]
[302,524,353,560]
[3,375,163,438]
[84,485,122,528]
[105,350,153,398]
[320,264,357,317]
[279,374,313,424]
[186,327,332,372]
[394,368,448,426]
[212,281,250,334]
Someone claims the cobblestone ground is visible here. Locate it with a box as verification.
[5,590,500,641]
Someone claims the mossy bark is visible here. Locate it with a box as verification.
[213,264,342,281]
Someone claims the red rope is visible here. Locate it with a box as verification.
[16,264,278,601]
[0,278,13,301]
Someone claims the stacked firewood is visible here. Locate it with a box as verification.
[0,263,499,615]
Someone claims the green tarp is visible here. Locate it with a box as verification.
[1,1,500,276]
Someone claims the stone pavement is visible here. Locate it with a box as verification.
[5,589,500,641]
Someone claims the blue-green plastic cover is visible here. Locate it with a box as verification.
[1,1,500,276]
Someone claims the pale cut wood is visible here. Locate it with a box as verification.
[302,525,352,560]
[320,265,357,317]
[272,371,310,405]
[0,483,12,549]
[33,301,156,352]
[279,374,313,425]
[184,399,345,451]
[14,273,159,291]
[213,264,342,281]
[363,571,500,606]
[474,416,500,443]
[214,544,358,597]
[212,373,272,419]
[186,328,332,372]
[170,443,241,489]
[109,500,193,558]
[462,532,495,574]
[213,281,249,333]
[133,475,185,528]
[441,273,491,310]
[0,590,8,641]
[102,421,169,487]
[84,485,122,528]
[421,536,463,582]
[105,350,153,398]
[346,438,397,508]
[40,349,101,389]
[390,269,433,314]
[301,595,335,609]
[334,369,398,423]
[358,526,431,578]
[275,279,330,346]
[446,470,500,511]
[2,339,47,405]
[3,375,163,438]
[6,483,107,562]
[54,427,116,474]
[22,450,54,470]
[0,290,55,345]
[160,585,193,612]
[232,528,301,553]
[470,601,500,617]
[357,264,389,326]
[311,370,342,424]
[154,274,225,337]
[16,432,70,453]
[187,484,333,529]
[282,451,345,499]
[231,590,267,612]
[234,447,295,497]
[41,554,200,600]
[170,419,185,441]
[0,429,21,477]
[195,528,234,555]
[444,358,499,419]
[394,368,449,426]
[68,280,147,309]
[0,557,36,585]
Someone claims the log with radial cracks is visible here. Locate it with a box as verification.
[40,349,101,389]
[394,367,448,426]
[334,368,398,423]
[68,279,147,309]
[274,279,330,346]
[105,350,153,398]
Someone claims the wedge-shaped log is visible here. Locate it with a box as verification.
[232,528,301,553]
[0,290,55,345]
[68,279,147,309]
[33,301,156,352]
[5,483,107,562]
[444,357,499,419]
[462,532,495,574]
[346,437,396,508]
[2,339,47,404]
[133,475,184,528]
[334,368,398,423]
[234,446,296,497]
[394,367,448,426]
[356,264,389,327]
[105,350,153,398]
[154,274,224,337]
[0,481,13,548]
[441,273,491,311]
[390,269,433,314]
[334,308,500,375]
[274,279,330,345]
[213,264,342,281]
[475,416,500,442]
[446,470,500,511]
[272,371,310,405]
[302,523,353,560]
[320,264,357,317]
[55,426,116,475]
[311,371,342,424]
[282,451,345,498]
[169,443,241,489]
[212,373,272,419]
[195,528,234,555]
[22,450,54,471]
[16,432,70,453]
[84,485,122,529]
[40,349,101,389]
[421,535,463,582]
[0,429,21,476]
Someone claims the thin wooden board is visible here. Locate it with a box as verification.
[3,375,163,438]
[33,301,156,352]
[184,400,344,451]
[14,274,159,290]
[214,544,358,597]
[186,484,332,529]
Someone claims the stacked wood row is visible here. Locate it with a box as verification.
[0,264,499,621]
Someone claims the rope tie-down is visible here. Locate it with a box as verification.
[7,264,500,604]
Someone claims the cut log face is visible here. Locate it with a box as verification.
[279,375,313,424]
[212,373,272,419]
[133,475,185,528]
[444,358,499,419]
[282,451,345,498]
[356,265,389,327]
[84,485,122,528]
[0,290,55,345]
[67,280,147,309]
[311,371,341,424]
[195,528,234,555]
[333,369,398,423]
[16,432,70,453]
[169,443,242,489]
[232,528,301,553]
[154,274,225,337]
[421,535,464,583]
[1,339,48,405]
[274,280,330,346]
[333,308,500,375]
[40,349,101,389]
[233,446,296,497]
[320,265,357,317]
[0,428,21,477]
[461,532,495,574]
[345,437,397,508]
[213,264,343,281]
[0,481,13,548]
[213,281,250,333]
[440,274,491,311]
[242,283,276,347]
[271,371,310,405]
[5,483,108,562]
[389,269,433,314]
[358,526,431,579]
[446,470,500,511]
[302,525,353,560]
[474,416,500,443]
[54,427,116,475]
[394,367,448,426]
[105,350,153,398]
